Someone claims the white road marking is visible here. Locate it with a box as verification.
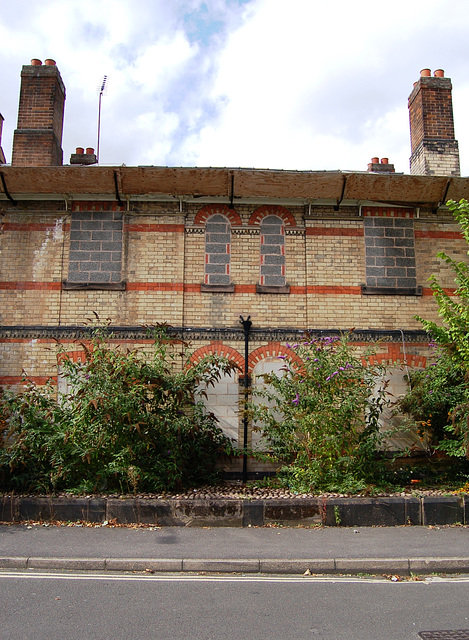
[1,571,469,584]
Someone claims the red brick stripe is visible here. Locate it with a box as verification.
[415,230,463,239]
[0,282,61,290]
[2,223,62,231]
[363,207,414,217]
[126,223,185,232]
[1,282,455,296]
[0,376,57,385]
[306,227,363,236]
[126,283,185,291]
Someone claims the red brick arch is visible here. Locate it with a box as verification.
[194,204,242,226]
[248,342,302,373]
[248,205,296,227]
[363,344,427,368]
[57,350,87,365]
[189,342,244,371]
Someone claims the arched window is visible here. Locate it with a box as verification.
[204,214,231,287]
[196,369,240,444]
[260,215,286,287]
[251,356,287,451]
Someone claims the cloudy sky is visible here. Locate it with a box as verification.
[1,0,469,174]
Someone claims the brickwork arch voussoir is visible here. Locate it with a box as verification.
[248,205,296,227]
[248,342,302,373]
[189,342,244,371]
[194,204,242,226]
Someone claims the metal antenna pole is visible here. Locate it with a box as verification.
[97,75,107,164]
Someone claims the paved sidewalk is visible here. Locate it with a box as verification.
[1,523,468,575]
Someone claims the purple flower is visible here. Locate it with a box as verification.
[278,355,286,360]
[292,393,300,406]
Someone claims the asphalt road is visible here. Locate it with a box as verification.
[1,571,469,640]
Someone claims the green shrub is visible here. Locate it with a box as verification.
[0,327,237,494]
[397,199,469,459]
[250,334,388,492]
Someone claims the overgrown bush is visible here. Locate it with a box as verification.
[397,199,469,459]
[250,334,388,493]
[396,349,469,456]
[0,327,238,494]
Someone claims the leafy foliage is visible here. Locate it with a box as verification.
[417,199,469,365]
[250,334,388,492]
[0,328,238,494]
[397,199,469,459]
[397,350,469,456]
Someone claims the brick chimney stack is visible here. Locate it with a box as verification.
[0,113,6,164]
[367,157,395,173]
[408,68,460,176]
[11,59,66,167]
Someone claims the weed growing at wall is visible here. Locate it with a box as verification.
[398,199,469,459]
[250,334,388,493]
[0,327,237,494]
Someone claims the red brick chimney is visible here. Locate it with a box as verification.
[11,58,66,167]
[0,113,5,164]
[408,69,460,176]
[367,157,395,173]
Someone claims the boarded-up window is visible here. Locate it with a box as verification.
[67,211,123,285]
[204,214,231,286]
[196,370,239,444]
[260,215,285,286]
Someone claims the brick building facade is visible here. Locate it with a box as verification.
[1,62,468,475]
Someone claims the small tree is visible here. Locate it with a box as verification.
[251,334,388,493]
[417,199,469,366]
[397,199,469,459]
[0,327,238,494]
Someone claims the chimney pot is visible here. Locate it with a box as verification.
[75,147,84,154]
[12,59,65,166]
[409,69,460,176]
[30,59,42,66]
[86,147,94,155]
[380,158,389,164]
[44,59,56,66]
[371,157,379,164]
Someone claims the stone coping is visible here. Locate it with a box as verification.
[1,495,467,527]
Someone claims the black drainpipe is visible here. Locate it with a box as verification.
[239,315,252,483]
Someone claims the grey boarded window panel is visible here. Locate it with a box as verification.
[68,211,123,284]
[205,214,231,286]
[363,216,417,293]
[260,215,286,286]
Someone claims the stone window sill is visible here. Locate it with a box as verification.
[256,284,290,294]
[200,283,235,293]
[62,281,126,291]
[361,285,422,296]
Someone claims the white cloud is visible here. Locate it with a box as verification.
[1,0,469,174]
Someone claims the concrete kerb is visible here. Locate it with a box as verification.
[1,495,468,527]
[2,556,469,575]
